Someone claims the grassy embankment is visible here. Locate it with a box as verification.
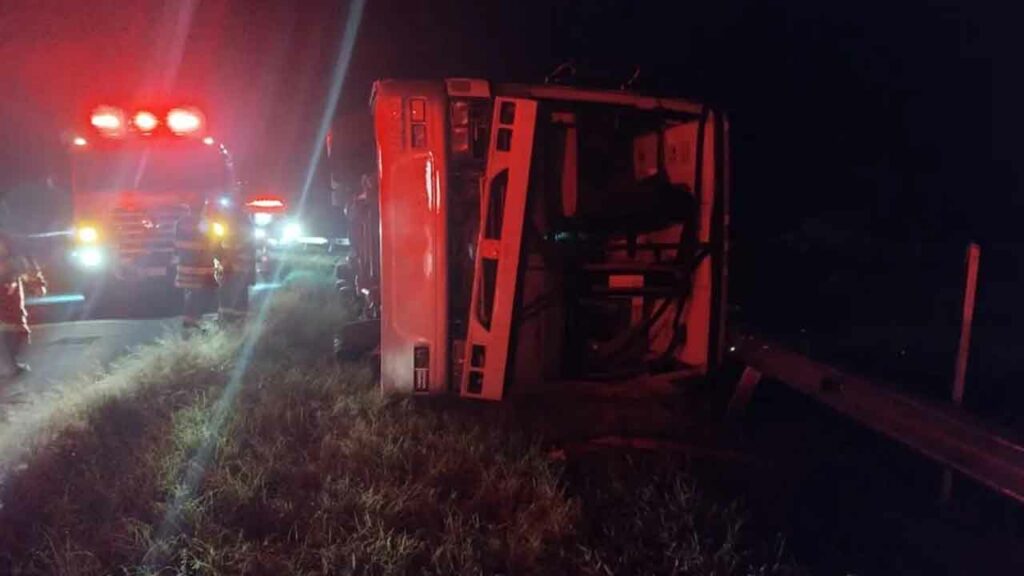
[0,261,798,575]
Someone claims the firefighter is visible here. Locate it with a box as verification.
[0,230,46,376]
[174,202,218,332]
[212,199,255,325]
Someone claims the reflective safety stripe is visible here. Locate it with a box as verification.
[176,278,217,289]
[177,265,216,275]
[177,270,216,279]
[176,272,215,281]
[176,257,218,290]
[177,277,215,287]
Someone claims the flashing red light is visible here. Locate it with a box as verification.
[245,197,287,212]
[90,107,124,131]
[167,107,203,134]
[133,111,159,132]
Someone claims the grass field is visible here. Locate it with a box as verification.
[0,268,800,575]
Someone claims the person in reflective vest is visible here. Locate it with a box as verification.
[0,230,46,375]
[174,204,218,331]
[214,201,255,324]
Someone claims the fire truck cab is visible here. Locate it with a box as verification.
[67,105,236,296]
[342,78,729,400]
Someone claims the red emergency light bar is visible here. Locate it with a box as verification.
[87,105,206,138]
[133,110,159,132]
[90,106,124,132]
[245,197,287,212]
[167,107,204,134]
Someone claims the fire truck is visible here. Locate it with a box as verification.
[334,79,729,401]
[66,104,236,298]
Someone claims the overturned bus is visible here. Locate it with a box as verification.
[333,78,729,401]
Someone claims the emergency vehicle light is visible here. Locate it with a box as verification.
[77,247,103,268]
[281,221,303,243]
[76,225,99,244]
[247,199,284,209]
[90,107,124,132]
[167,107,203,134]
[245,197,286,212]
[73,137,88,147]
[133,110,159,132]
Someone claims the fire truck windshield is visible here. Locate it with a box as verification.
[73,146,232,195]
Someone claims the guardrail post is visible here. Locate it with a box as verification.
[952,242,981,406]
[942,241,981,503]
[727,366,762,416]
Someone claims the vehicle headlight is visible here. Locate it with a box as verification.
[76,225,99,244]
[75,247,104,268]
[281,221,303,243]
[211,221,227,238]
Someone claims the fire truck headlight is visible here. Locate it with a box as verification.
[76,247,104,268]
[281,222,303,243]
[253,212,273,227]
[211,222,227,238]
[76,225,99,244]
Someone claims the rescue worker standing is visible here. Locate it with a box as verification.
[0,230,46,375]
[174,202,218,331]
[213,199,255,325]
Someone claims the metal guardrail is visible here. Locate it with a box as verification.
[730,332,1024,504]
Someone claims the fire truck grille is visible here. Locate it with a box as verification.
[112,205,188,265]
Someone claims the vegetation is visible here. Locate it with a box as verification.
[0,269,798,575]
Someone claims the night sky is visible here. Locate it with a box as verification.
[1,0,1019,240]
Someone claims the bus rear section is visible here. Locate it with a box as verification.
[370,79,729,399]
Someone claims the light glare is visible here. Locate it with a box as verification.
[91,113,122,130]
[76,226,99,243]
[167,108,203,134]
[77,247,103,267]
[282,222,302,242]
[134,111,159,131]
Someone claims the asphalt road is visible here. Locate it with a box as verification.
[0,316,176,498]
[0,317,175,401]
